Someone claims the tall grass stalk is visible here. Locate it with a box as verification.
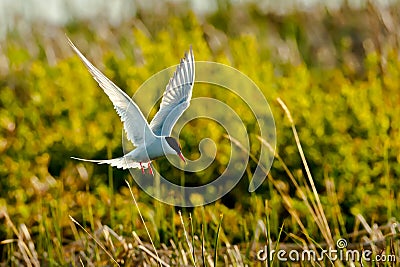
[227,97,343,261]
[125,180,163,267]
[201,224,207,267]
[271,222,285,266]
[277,98,333,246]
[265,200,271,267]
[190,213,196,264]
[107,144,115,228]
[179,210,197,266]
[213,214,223,267]
[153,167,163,245]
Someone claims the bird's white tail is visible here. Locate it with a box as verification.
[70,157,146,170]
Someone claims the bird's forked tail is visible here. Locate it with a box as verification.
[70,156,147,170]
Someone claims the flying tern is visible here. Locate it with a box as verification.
[68,38,194,175]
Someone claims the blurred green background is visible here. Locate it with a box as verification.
[1,0,400,265]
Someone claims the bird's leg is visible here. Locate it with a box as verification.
[140,162,145,174]
[148,162,153,175]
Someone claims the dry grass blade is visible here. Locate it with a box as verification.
[356,214,373,235]
[69,215,120,266]
[233,245,244,266]
[102,225,128,251]
[178,241,189,265]
[1,210,40,267]
[125,179,164,267]
[0,239,18,245]
[190,213,196,264]
[179,210,197,266]
[1,209,20,240]
[201,224,207,267]
[214,214,223,267]
[20,223,39,265]
[277,97,333,246]
[138,245,170,267]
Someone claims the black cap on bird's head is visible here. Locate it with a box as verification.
[165,137,186,163]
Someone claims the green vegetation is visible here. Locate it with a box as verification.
[1,1,400,265]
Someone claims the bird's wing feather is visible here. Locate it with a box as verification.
[71,157,146,170]
[67,37,155,146]
[149,46,195,136]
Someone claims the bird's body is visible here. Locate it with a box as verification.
[72,136,172,169]
[68,38,194,174]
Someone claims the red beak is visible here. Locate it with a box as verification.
[178,152,186,164]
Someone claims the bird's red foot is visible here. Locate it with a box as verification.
[140,162,145,174]
[148,162,153,175]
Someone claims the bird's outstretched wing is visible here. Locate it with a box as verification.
[67,37,155,146]
[149,46,195,136]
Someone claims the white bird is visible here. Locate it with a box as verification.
[68,38,194,175]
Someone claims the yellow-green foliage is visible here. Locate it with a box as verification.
[1,4,400,263]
